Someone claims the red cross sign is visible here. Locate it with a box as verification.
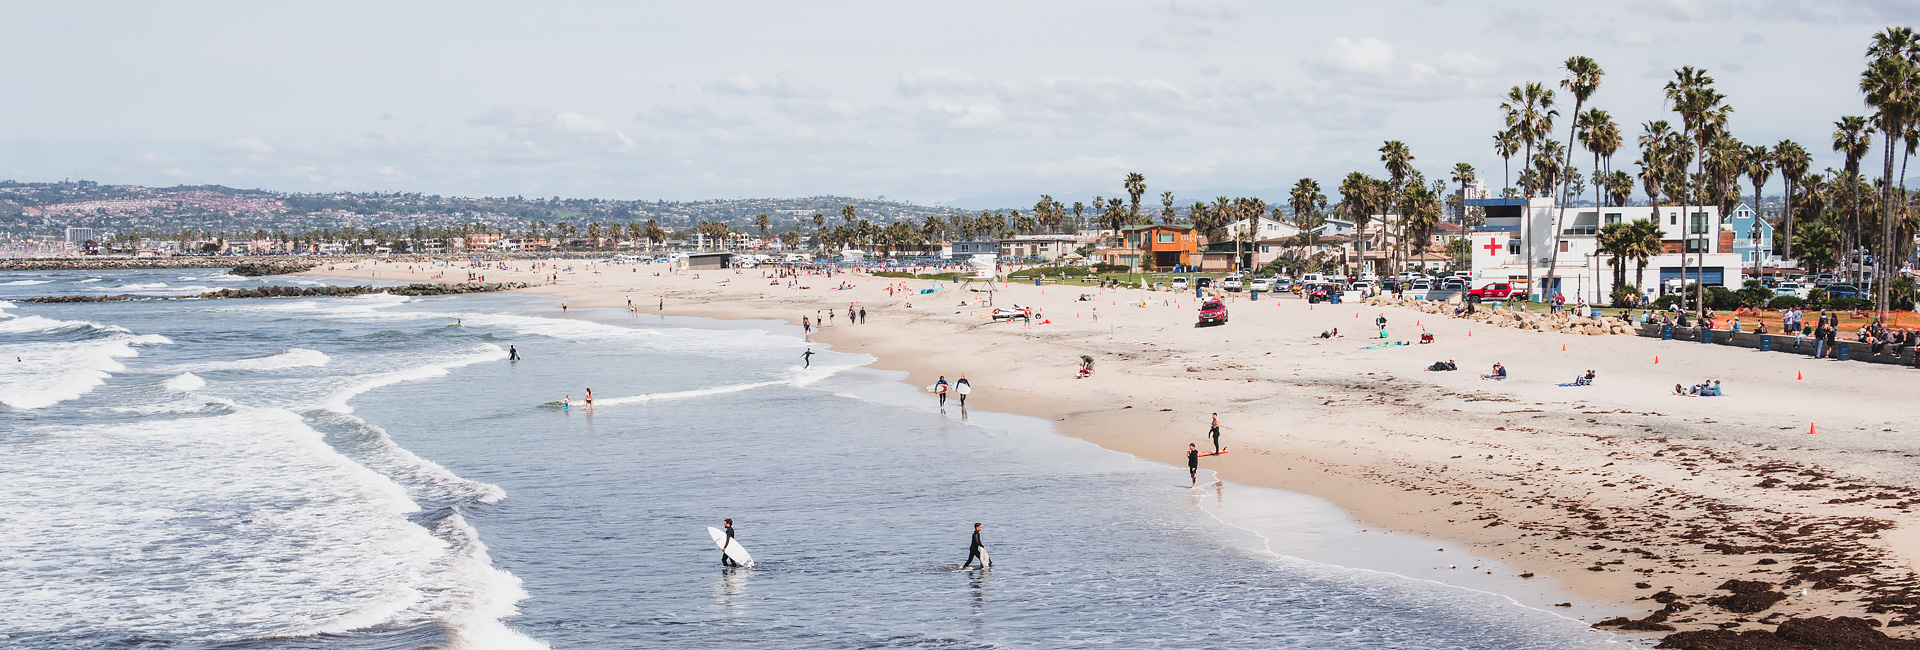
[1483,237,1504,255]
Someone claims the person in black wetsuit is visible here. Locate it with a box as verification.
[508,345,520,361]
[961,523,989,569]
[1188,443,1200,487]
[720,518,739,567]
[801,348,814,369]
[1208,413,1222,454]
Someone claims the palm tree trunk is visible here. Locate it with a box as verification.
[1880,126,1899,316]
[1782,177,1794,264]
[1543,99,1585,305]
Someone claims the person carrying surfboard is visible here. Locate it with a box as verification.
[954,375,971,408]
[961,523,990,569]
[721,519,739,567]
[1188,443,1200,487]
[934,376,949,411]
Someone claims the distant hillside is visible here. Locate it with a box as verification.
[942,187,1292,212]
[0,180,972,240]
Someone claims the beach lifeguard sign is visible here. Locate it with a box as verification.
[1473,234,1518,269]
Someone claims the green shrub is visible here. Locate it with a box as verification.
[1706,287,1742,311]
[1092,263,1129,273]
[1806,288,1829,310]
[1652,294,1682,311]
[1768,295,1806,309]
[1830,297,1872,311]
[1609,284,1640,308]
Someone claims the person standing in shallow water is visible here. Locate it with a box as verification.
[1188,443,1200,487]
[961,523,990,569]
[720,519,739,567]
[934,375,949,411]
[954,375,971,408]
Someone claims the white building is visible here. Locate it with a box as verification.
[1225,216,1301,241]
[1467,197,1742,305]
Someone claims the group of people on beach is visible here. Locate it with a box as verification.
[931,375,971,412]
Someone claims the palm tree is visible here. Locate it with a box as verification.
[1124,173,1147,219]
[1774,140,1811,262]
[1543,57,1604,297]
[1493,130,1521,197]
[1742,144,1773,278]
[1666,66,1731,310]
[1160,191,1177,224]
[1861,27,1919,314]
[1449,163,1476,222]
[755,213,771,246]
[1290,178,1326,229]
[841,204,857,227]
[1379,141,1413,275]
[1636,120,1675,298]
[1597,220,1632,301]
[1627,219,1665,298]
[1501,82,1555,297]
[1832,115,1872,285]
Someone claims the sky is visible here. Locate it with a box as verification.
[2,0,1917,208]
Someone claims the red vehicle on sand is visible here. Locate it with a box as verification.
[1197,299,1228,326]
[1466,282,1517,302]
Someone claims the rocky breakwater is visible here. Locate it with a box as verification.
[227,261,317,276]
[1363,295,1638,335]
[24,282,528,303]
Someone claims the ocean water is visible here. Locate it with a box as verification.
[0,269,1622,649]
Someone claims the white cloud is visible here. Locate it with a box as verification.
[1615,29,1658,45]
[1318,37,1396,76]
[1436,52,1499,77]
[924,101,1006,131]
[898,67,982,96]
[219,137,276,155]
[469,108,635,156]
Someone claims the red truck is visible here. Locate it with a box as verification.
[1197,299,1228,326]
[1466,282,1517,302]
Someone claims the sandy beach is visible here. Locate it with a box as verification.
[308,258,1920,645]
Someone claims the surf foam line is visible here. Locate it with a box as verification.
[591,360,869,408]
[319,343,506,414]
[0,333,170,410]
[175,347,330,373]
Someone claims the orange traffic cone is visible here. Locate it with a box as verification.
[1808,422,1818,435]
[1467,329,1472,337]
[1653,355,1659,364]
[1416,320,1421,327]
[1797,371,1803,380]
[1561,343,1567,352]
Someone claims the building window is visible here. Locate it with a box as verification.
[1605,213,1621,225]
[1690,212,1708,235]
[1158,233,1175,243]
[1507,241,1521,255]
[1559,241,1570,252]
[1685,239,1705,253]
[1669,213,1677,225]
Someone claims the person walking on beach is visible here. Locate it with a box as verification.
[954,375,971,408]
[859,306,866,324]
[935,375,950,411]
[508,345,520,361]
[801,348,815,369]
[961,523,990,569]
[1188,443,1200,487]
[1208,413,1223,454]
[720,519,739,567]
[583,388,593,410]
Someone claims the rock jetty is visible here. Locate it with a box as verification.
[227,261,317,276]
[1363,295,1638,335]
[23,282,528,303]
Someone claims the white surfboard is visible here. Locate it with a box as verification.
[978,547,990,569]
[708,527,755,567]
[955,383,972,396]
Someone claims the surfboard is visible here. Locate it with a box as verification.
[955,383,972,395]
[1198,449,1229,457]
[708,527,755,567]
[978,547,991,569]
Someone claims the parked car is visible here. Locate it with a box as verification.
[1466,282,1517,302]
[1813,273,1838,287]
[1774,282,1808,298]
[1248,277,1272,292]
[1410,279,1433,290]
[1439,278,1466,291]
[1222,276,1244,291]
[1198,299,1228,325]
[1824,283,1867,299]
[1170,276,1190,291]
[1194,276,1214,290]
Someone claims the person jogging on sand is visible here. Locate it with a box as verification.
[961,523,990,569]
[1188,443,1200,487]
[1208,413,1222,454]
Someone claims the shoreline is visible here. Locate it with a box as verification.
[270,258,1920,645]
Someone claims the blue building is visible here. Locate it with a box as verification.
[1724,203,1774,266]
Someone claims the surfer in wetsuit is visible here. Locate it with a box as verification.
[935,375,949,411]
[721,519,739,567]
[1208,413,1221,454]
[954,375,970,408]
[508,345,520,361]
[801,348,814,369]
[1188,443,1200,487]
[961,523,988,569]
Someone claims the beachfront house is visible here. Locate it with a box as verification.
[1096,224,1201,271]
[947,240,999,260]
[996,235,1078,264]
[1724,203,1777,267]
[1467,196,1741,305]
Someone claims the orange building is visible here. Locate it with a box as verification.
[1097,225,1201,271]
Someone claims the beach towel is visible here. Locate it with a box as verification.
[1360,342,1406,350]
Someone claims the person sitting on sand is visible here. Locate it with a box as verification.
[1572,370,1595,386]
[1673,383,1687,396]
[1427,359,1457,371]
[1480,362,1507,380]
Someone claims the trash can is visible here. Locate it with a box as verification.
[1839,342,1851,361]
[1662,325,1673,340]
[1760,335,1772,352]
